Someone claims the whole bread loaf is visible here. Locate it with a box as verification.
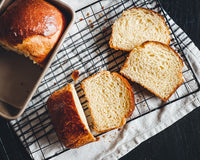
[47,84,96,148]
[81,71,135,133]
[0,0,65,66]
[120,41,183,101]
[109,7,170,51]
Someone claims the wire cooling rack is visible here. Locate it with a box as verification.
[9,0,200,159]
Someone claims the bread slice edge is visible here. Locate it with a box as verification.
[109,7,171,51]
[120,41,184,101]
[81,71,135,133]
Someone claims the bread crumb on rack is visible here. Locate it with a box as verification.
[96,137,100,141]
[89,24,94,29]
[102,27,107,33]
[99,13,103,18]
[71,70,79,82]
[118,128,122,131]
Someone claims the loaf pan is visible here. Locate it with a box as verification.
[0,0,75,119]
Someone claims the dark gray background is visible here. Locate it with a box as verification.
[1,0,200,159]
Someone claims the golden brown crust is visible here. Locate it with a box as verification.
[81,71,135,133]
[109,7,171,51]
[120,41,183,101]
[0,0,64,44]
[47,84,96,148]
[0,0,65,66]
[92,117,126,134]
[111,72,135,117]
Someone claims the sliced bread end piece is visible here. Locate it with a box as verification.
[120,41,183,101]
[81,71,135,133]
[47,84,96,148]
[109,7,171,51]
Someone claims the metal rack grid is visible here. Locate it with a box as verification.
[9,0,200,159]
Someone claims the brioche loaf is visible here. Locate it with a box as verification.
[0,0,65,66]
[81,71,135,133]
[47,84,96,148]
[109,7,170,51]
[120,41,183,101]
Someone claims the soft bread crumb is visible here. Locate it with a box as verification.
[120,41,183,101]
[81,71,135,133]
[109,7,171,51]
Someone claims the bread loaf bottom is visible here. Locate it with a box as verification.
[47,84,96,148]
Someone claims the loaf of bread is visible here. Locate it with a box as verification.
[81,71,135,133]
[109,7,170,51]
[0,0,65,66]
[47,84,96,148]
[120,41,183,101]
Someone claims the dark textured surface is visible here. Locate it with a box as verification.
[0,118,31,160]
[0,0,200,159]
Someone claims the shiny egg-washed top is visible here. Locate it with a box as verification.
[0,0,63,45]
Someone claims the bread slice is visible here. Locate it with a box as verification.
[81,71,135,133]
[120,41,183,101]
[109,7,170,51]
[47,84,96,148]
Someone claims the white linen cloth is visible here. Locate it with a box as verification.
[10,0,200,160]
